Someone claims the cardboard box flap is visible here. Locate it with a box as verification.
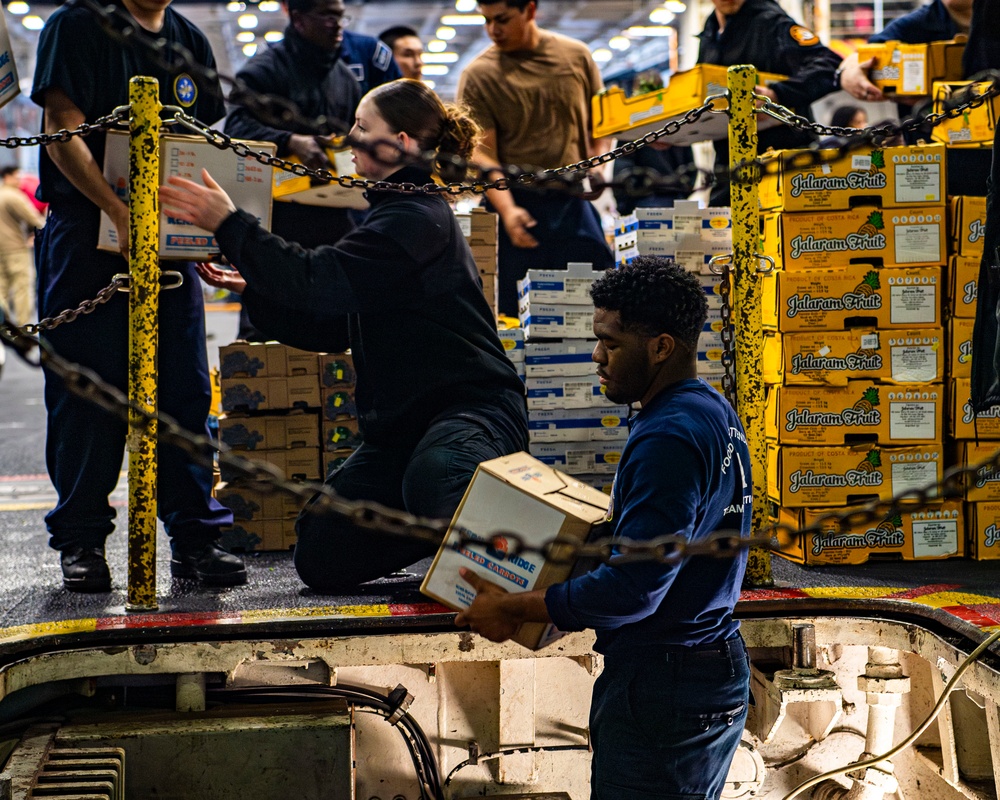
[482,452,610,523]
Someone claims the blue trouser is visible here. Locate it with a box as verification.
[486,189,615,317]
[294,405,527,592]
[37,201,232,551]
[590,634,750,800]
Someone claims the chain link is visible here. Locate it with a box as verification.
[20,276,129,335]
[0,106,127,151]
[716,258,736,407]
[3,318,992,566]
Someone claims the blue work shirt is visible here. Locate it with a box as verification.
[340,30,402,95]
[869,0,959,43]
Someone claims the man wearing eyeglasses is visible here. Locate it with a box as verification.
[225,0,363,339]
[458,0,615,318]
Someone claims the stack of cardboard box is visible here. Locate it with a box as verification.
[946,192,999,560]
[456,208,500,317]
[613,200,733,393]
[759,142,964,565]
[319,352,362,478]
[515,264,627,493]
[215,342,323,552]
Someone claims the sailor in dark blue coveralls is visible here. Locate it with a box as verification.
[341,30,403,95]
[31,0,246,592]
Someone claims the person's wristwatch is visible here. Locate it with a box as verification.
[833,62,848,90]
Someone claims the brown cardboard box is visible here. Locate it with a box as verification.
[967,501,1000,559]
[950,378,1000,439]
[960,442,1000,501]
[759,143,946,212]
[761,206,947,270]
[421,452,610,650]
[322,418,363,451]
[220,375,321,412]
[950,195,987,258]
[948,316,974,378]
[763,328,944,386]
[220,519,297,552]
[323,447,356,478]
[948,254,980,317]
[319,353,356,388]
[467,208,498,245]
[219,342,319,379]
[775,501,963,565]
[765,382,943,445]
[218,412,320,451]
[855,40,965,96]
[321,387,357,421]
[767,442,944,507]
[215,481,309,521]
[481,272,499,317]
[219,446,321,483]
[761,265,941,331]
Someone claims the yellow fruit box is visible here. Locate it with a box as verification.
[761,206,947,270]
[767,442,944,508]
[774,501,964,565]
[960,442,1000,501]
[855,39,965,97]
[948,316,974,378]
[762,265,941,332]
[272,146,369,210]
[766,381,943,445]
[949,195,987,258]
[966,501,1000,560]
[951,378,1000,440]
[763,328,944,386]
[931,81,1000,146]
[759,143,946,212]
[948,254,979,317]
[591,64,786,145]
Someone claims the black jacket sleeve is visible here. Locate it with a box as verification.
[224,61,294,156]
[768,22,842,110]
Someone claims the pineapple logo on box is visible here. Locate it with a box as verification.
[789,449,883,492]
[789,152,887,197]
[785,387,880,431]
[790,347,882,375]
[984,525,1000,548]
[811,513,904,554]
[786,271,882,317]
[790,211,886,258]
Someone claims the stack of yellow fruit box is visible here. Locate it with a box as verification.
[759,142,964,565]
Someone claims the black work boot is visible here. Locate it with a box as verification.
[170,541,247,586]
[60,546,112,592]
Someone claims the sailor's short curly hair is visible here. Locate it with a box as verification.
[589,257,708,349]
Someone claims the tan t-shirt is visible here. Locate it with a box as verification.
[457,30,604,171]
[0,185,44,253]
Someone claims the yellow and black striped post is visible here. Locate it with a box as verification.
[727,65,772,587]
[126,76,160,611]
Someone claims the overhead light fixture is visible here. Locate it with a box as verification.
[441,14,484,25]
[421,64,450,76]
[226,2,245,11]
[422,79,437,90]
[237,13,258,28]
[242,43,258,57]
[455,0,478,11]
[21,14,43,29]
[422,52,459,63]
[237,31,255,42]
[609,35,630,51]
[6,2,29,14]
[649,7,675,23]
[436,26,456,40]
[428,39,447,52]
[258,0,280,10]
[592,48,613,63]
[665,0,687,12]
[626,25,674,36]
[264,30,284,42]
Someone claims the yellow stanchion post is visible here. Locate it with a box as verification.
[727,65,772,587]
[127,76,160,611]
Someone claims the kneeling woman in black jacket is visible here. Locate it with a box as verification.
[161,80,528,593]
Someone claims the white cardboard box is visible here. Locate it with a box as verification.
[0,8,20,110]
[420,452,611,650]
[517,262,606,305]
[525,340,597,378]
[99,131,275,260]
[528,406,630,443]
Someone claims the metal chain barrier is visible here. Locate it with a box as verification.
[715,257,736,407]
[19,277,129,335]
[3,317,997,567]
[0,106,128,150]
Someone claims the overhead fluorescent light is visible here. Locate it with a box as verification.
[21,14,43,29]
[441,14,485,25]
[665,0,687,12]
[609,36,630,51]
[626,25,674,36]
[436,26,456,40]
[428,39,447,52]
[242,43,258,57]
[237,13,258,28]
[7,2,29,14]
[264,30,284,42]
[258,0,280,10]
[421,64,451,76]
[649,8,675,23]
[422,52,459,63]
[237,31,254,42]
[226,2,245,11]
[455,0,478,11]
[592,48,613,63]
